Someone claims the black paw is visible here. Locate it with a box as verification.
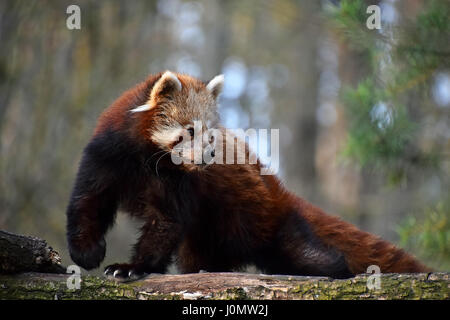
[104,263,149,282]
[68,238,106,270]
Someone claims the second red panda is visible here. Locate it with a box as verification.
[66,71,430,280]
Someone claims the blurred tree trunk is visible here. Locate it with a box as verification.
[283,1,322,204]
[337,40,373,231]
[319,0,380,231]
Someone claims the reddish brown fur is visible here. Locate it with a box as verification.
[190,145,430,275]
[67,72,430,278]
[93,73,161,136]
[295,198,431,273]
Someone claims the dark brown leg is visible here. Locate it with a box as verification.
[104,213,182,280]
[176,239,206,273]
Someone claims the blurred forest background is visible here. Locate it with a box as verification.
[0,0,449,274]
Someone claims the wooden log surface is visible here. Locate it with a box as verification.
[0,230,448,300]
[0,271,448,300]
[0,230,65,274]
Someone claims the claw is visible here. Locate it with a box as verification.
[104,264,147,281]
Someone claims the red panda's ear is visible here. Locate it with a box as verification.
[149,71,182,106]
[207,74,224,100]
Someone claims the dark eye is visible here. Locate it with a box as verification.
[209,135,215,143]
[187,127,194,137]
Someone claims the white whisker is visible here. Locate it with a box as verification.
[143,150,167,172]
[148,150,167,162]
[155,151,170,177]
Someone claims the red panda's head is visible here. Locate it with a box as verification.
[130,71,224,171]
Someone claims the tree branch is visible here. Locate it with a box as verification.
[0,272,448,300]
[0,230,448,300]
[0,230,65,274]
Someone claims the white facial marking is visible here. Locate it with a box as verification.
[151,125,184,148]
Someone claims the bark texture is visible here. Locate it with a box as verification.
[0,272,448,300]
[0,230,65,274]
[0,230,448,300]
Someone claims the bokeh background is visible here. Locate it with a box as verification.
[0,0,449,274]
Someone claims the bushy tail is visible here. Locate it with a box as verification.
[296,198,431,275]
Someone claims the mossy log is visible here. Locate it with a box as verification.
[0,230,448,300]
[0,272,448,300]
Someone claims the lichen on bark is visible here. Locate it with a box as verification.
[0,272,448,300]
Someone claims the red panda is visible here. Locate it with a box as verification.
[66,71,430,280]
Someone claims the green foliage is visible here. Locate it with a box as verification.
[394,1,450,86]
[332,0,449,269]
[411,0,450,54]
[332,0,449,183]
[329,0,374,59]
[397,202,450,271]
[341,80,416,168]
